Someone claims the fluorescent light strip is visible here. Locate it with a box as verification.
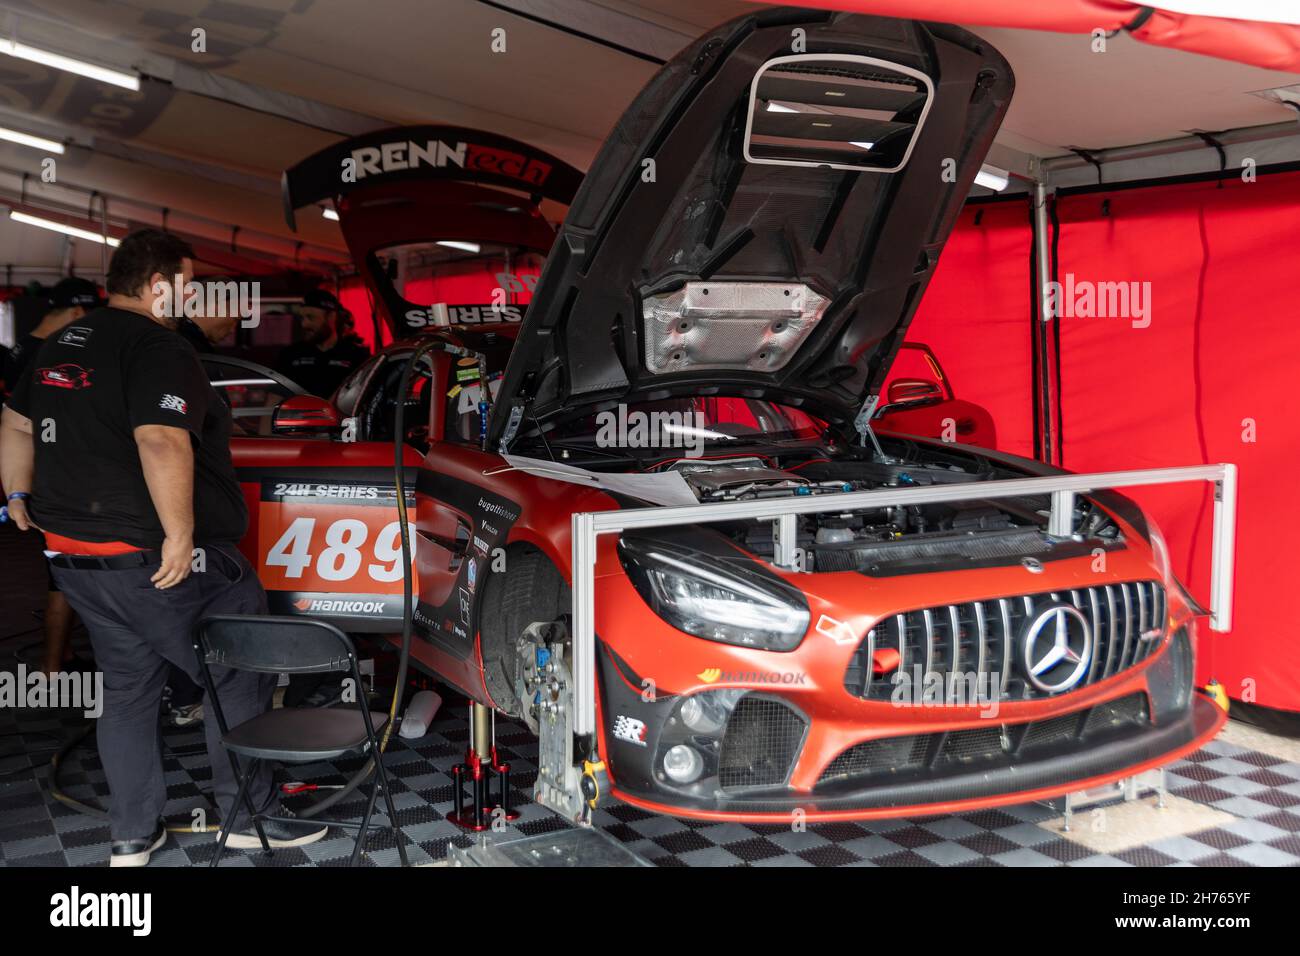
[437,240,481,254]
[0,126,64,154]
[0,39,140,91]
[9,210,120,246]
[975,165,1010,192]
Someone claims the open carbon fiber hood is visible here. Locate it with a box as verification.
[489,7,1013,450]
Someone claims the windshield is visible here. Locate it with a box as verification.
[543,396,825,455]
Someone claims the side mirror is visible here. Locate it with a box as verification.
[272,395,340,434]
[886,378,943,408]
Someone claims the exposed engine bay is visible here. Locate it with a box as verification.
[658,444,1124,575]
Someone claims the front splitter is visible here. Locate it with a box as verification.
[610,693,1227,824]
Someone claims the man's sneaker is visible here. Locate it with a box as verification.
[224,816,328,850]
[168,702,204,727]
[110,821,168,868]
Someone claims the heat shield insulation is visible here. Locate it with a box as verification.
[642,281,829,375]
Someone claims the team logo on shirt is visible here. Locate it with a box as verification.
[37,364,93,389]
[57,327,93,347]
[159,394,188,414]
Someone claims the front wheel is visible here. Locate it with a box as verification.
[478,545,570,716]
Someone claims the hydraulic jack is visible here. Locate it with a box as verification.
[448,702,520,831]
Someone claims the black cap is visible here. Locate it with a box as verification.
[50,277,103,310]
[301,288,347,315]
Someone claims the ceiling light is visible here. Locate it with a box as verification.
[0,39,140,91]
[321,207,339,221]
[0,126,64,154]
[974,164,1010,192]
[437,240,481,254]
[9,210,120,246]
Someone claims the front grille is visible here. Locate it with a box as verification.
[844,581,1166,702]
[819,733,931,782]
[816,693,1150,789]
[718,696,806,791]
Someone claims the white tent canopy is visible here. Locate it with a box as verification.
[0,0,1296,280]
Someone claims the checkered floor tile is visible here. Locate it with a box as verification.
[4,691,1300,868]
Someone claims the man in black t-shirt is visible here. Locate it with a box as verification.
[0,229,326,866]
[2,276,103,399]
[274,288,369,398]
[2,277,103,675]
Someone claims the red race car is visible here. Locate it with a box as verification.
[228,8,1225,824]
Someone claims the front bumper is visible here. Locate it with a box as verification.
[610,693,1224,822]
[597,631,1223,822]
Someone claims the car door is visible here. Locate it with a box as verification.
[205,353,423,632]
[201,354,304,437]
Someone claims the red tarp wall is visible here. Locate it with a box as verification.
[913,172,1300,711]
[1055,173,1300,711]
[907,201,1036,459]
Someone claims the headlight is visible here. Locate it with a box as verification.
[619,537,810,651]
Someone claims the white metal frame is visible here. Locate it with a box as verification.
[570,463,1237,735]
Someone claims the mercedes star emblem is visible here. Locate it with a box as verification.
[1022,602,1093,693]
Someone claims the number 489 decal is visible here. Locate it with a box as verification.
[266,517,414,583]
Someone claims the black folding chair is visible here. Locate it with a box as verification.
[193,614,409,867]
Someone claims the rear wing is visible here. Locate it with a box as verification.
[281,125,583,231]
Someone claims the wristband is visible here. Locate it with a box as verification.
[1,492,28,524]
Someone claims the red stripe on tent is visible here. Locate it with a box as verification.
[765,2,1300,73]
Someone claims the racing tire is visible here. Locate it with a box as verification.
[478,545,570,717]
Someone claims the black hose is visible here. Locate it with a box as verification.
[297,339,462,818]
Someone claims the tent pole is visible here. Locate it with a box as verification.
[1040,119,1300,176]
[1032,178,1056,466]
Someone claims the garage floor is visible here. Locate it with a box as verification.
[3,527,1300,868]
[3,701,1300,867]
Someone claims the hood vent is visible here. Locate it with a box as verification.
[743,54,934,173]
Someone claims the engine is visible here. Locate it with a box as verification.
[670,457,850,502]
[657,449,1122,574]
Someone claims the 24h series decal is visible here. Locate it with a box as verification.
[243,468,417,631]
